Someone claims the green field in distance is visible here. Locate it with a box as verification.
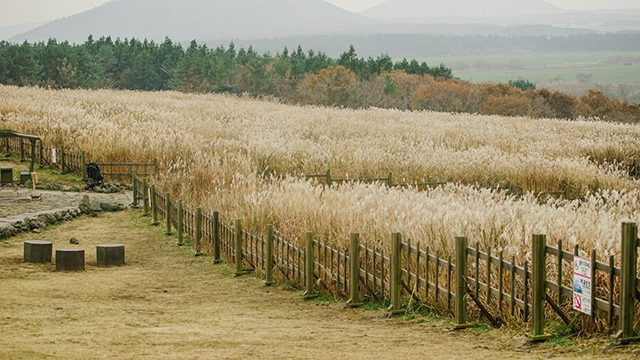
[456,65,640,84]
[409,52,640,85]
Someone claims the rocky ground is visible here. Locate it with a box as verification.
[0,190,131,239]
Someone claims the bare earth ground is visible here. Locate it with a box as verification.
[1,211,638,359]
[0,190,77,218]
[0,190,130,218]
[0,160,129,218]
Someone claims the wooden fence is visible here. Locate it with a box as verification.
[4,137,156,183]
[303,169,575,200]
[133,174,640,343]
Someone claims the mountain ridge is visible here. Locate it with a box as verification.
[11,0,375,43]
[362,0,562,21]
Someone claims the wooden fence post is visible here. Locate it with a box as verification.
[142,178,149,216]
[153,158,159,182]
[165,192,172,235]
[235,219,243,276]
[454,235,472,329]
[38,140,43,168]
[388,172,393,187]
[347,233,362,307]
[194,207,202,256]
[529,234,551,341]
[213,212,222,264]
[615,222,639,344]
[81,151,86,181]
[326,169,332,187]
[19,138,25,162]
[265,224,274,285]
[131,170,138,207]
[29,140,36,173]
[60,145,66,173]
[388,232,403,315]
[177,200,183,246]
[150,185,159,225]
[304,232,317,299]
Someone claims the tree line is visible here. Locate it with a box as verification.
[0,36,451,92]
[205,32,640,58]
[0,36,638,123]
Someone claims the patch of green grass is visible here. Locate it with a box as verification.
[397,313,418,321]
[221,268,235,276]
[363,300,388,311]
[549,322,577,346]
[440,318,454,329]
[314,294,336,305]
[35,167,84,186]
[469,323,492,334]
[2,157,84,186]
[550,336,577,346]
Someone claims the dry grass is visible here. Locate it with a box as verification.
[0,211,632,359]
[1,85,639,260]
[1,85,638,193]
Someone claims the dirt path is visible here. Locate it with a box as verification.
[0,211,634,359]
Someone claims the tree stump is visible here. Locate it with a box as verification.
[55,249,85,271]
[24,240,53,263]
[96,244,125,266]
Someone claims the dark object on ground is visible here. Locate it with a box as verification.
[96,244,125,266]
[85,162,104,190]
[1,167,12,185]
[55,249,85,271]
[69,238,79,245]
[19,171,30,185]
[24,240,53,263]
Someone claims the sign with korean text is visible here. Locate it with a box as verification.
[573,256,592,315]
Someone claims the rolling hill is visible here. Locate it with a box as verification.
[362,0,562,21]
[11,0,375,43]
[0,22,45,41]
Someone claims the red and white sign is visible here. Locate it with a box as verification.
[573,256,592,315]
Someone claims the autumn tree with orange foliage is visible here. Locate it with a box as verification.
[305,66,357,107]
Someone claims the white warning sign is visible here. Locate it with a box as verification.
[573,256,592,315]
[51,148,57,164]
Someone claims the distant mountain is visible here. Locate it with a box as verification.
[362,0,562,21]
[0,22,45,41]
[548,0,640,11]
[11,0,375,44]
[0,0,109,28]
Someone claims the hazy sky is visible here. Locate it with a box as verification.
[1,0,639,26]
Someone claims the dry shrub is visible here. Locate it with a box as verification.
[305,66,356,107]
[410,79,483,113]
